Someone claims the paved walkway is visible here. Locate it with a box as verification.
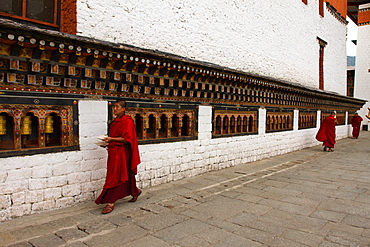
[1,132,370,247]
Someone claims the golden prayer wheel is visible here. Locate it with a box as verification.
[145,116,149,129]
[0,115,6,135]
[168,119,172,129]
[45,115,54,134]
[21,116,32,135]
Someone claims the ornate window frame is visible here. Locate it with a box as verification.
[0,0,77,34]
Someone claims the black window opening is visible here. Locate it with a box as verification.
[0,0,59,27]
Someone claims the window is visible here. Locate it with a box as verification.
[347,70,355,97]
[0,0,77,34]
[319,0,324,17]
[0,0,58,27]
[318,38,327,90]
[319,45,324,90]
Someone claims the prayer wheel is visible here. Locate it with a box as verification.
[45,115,54,134]
[168,118,172,129]
[21,116,32,135]
[179,118,183,128]
[145,116,149,128]
[0,115,6,135]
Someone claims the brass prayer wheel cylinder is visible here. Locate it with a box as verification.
[168,119,172,129]
[21,116,32,135]
[45,115,54,134]
[0,115,6,135]
[145,116,149,128]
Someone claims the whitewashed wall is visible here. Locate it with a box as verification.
[0,100,351,220]
[77,0,347,94]
[354,5,370,127]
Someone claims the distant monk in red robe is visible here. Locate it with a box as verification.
[351,113,363,139]
[316,111,338,152]
[95,99,141,214]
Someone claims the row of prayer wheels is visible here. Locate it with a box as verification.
[0,115,55,135]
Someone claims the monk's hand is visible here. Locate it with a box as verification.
[103,137,111,143]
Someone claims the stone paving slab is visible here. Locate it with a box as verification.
[1,132,370,246]
[28,233,66,247]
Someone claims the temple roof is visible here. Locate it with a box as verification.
[347,0,369,24]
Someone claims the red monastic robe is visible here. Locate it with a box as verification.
[95,115,141,204]
[351,115,363,138]
[316,115,337,148]
[104,115,140,188]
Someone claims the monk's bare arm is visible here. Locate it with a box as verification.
[104,137,129,144]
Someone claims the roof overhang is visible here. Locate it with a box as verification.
[347,0,369,24]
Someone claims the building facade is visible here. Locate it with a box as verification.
[354,3,370,128]
[0,0,365,220]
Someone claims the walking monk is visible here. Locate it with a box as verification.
[351,113,363,139]
[95,99,142,214]
[316,111,338,152]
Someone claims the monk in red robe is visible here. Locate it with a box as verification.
[351,113,363,139]
[316,111,338,152]
[95,99,141,214]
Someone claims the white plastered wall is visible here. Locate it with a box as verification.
[76,0,347,94]
[354,4,370,129]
